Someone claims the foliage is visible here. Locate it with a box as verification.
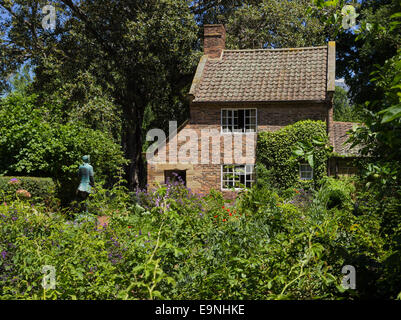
[333,86,361,122]
[0,93,127,204]
[3,64,33,95]
[84,175,136,218]
[0,0,200,189]
[34,70,123,142]
[256,120,330,190]
[347,48,401,193]
[335,0,401,105]
[1,176,398,299]
[225,0,337,49]
[315,176,356,211]
[0,176,56,206]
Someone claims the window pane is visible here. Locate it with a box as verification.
[299,163,313,180]
[238,110,245,132]
[245,109,256,132]
[222,164,255,189]
[221,109,257,133]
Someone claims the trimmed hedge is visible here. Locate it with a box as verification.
[256,120,329,190]
[0,176,56,204]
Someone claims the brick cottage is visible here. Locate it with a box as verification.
[147,24,358,199]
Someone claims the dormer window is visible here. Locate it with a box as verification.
[221,109,257,133]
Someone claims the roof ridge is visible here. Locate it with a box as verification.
[223,46,328,53]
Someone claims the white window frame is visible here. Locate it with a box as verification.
[221,164,255,190]
[221,108,257,134]
[299,163,313,181]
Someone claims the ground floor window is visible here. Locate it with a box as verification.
[222,164,255,189]
[164,170,186,186]
[299,163,313,180]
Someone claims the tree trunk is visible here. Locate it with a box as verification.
[121,96,145,190]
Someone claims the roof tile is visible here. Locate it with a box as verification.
[193,46,329,102]
[333,121,361,156]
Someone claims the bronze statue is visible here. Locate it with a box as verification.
[77,155,94,212]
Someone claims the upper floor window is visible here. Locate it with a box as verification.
[299,163,313,181]
[221,109,257,133]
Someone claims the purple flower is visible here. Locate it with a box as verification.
[1,251,6,259]
[8,178,20,185]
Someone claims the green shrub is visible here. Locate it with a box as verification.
[0,176,56,205]
[0,179,396,300]
[0,93,127,205]
[256,120,329,190]
[317,177,356,211]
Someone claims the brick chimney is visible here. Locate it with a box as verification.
[204,24,226,58]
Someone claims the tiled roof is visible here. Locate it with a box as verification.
[333,121,360,156]
[191,46,330,102]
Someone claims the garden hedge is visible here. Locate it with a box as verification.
[0,176,56,204]
[256,120,329,190]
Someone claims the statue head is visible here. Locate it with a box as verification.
[82,155,90,163]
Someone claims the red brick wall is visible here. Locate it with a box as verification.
[204,24,226,59]
[147,101,329,199]
[190,102,328,129]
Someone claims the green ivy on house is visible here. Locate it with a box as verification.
[256,120,330,190]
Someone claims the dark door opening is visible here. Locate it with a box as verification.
[164,170,187,186]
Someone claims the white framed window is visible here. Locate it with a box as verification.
[299,163,313,180]
[221,164,255,190]
[221,108,257,133]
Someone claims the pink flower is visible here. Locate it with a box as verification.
[16,189,31,198]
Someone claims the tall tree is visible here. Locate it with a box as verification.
[225,0,337,49]
[336,0,401,105]
[333,86,360,122]
[0,0,199,189]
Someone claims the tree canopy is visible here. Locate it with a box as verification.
[1,0,199,188]
[1,0,400,190]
